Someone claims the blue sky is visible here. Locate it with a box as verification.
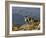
[12,7,40,25]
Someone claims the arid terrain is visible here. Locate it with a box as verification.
[12,21,40,31]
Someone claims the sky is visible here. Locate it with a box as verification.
[12,7,40,25]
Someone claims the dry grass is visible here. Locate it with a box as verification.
[12,21,40,31]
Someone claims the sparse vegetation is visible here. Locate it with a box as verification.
[12,20,40,31]
[12,16,40,31]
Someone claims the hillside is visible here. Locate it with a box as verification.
[12,21,40,31]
